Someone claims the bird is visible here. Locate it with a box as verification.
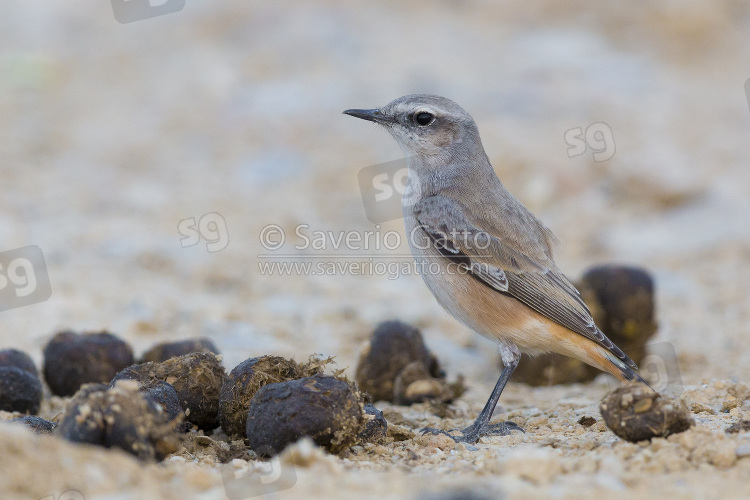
[344,95,647,443]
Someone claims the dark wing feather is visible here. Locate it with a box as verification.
[419,220,510,293]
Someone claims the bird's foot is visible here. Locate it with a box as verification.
[421,420,524,444]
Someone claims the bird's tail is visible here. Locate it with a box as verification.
[603,352,655,391]
[548,322,655,391]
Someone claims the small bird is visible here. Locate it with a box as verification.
[344,95,646,443]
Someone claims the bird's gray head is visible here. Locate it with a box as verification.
[344,94,482,159]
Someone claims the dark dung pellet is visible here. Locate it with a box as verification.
[357,403,388,444]
[355,320,443,402]
[600,382,693,442]
[0,366,43,414]
[0,348,38,377]
[43,330,134,396]
[140,338,219,363]
[219,355,322,438]
[246,375,364,456]
[111,352,225,430]
[58,381,179,461]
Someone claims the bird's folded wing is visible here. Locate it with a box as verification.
[413,196,551,275]
[413,195,637,369]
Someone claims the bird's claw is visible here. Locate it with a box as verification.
[420,420,524,443]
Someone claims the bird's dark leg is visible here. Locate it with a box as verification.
[422,345,523,443]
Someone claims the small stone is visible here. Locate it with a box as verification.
[721,396,740,413]
[357,403,387,444]
[246,375,364,456]
[381,408,406,425]
[727,382,750,402]
[0,366,43,414]
[725,420,750,434]
[416,432,456,451]
[600,382,693,442]
[11,415,57,435]
[194,435,214,446]
[393,361,455,405]
[43,330,134,396]
[387,424,415,442]
[689,401,715,414]
[537,437,561,447]
[578,416,596,427]
[139,338,219,363]
[703,439,738,468]
[502,449,565,485]
[111,352,226,430]
[279,436,330,468]
[736,444,750,458]
[0,348,38,376]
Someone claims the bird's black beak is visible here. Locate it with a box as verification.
[343,108,393,125]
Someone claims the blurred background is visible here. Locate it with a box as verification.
[1,0,749,386]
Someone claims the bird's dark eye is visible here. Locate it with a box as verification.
[415,112,435,126]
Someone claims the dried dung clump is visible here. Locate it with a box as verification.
[218,355,328,437]
[139,338,219,363]
[600,382,693,442]
[111,352,226,430]
[355,320,462,404]
[246,374,365,456]
[57,381,180,460]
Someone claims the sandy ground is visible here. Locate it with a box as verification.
[1,1,750,499]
